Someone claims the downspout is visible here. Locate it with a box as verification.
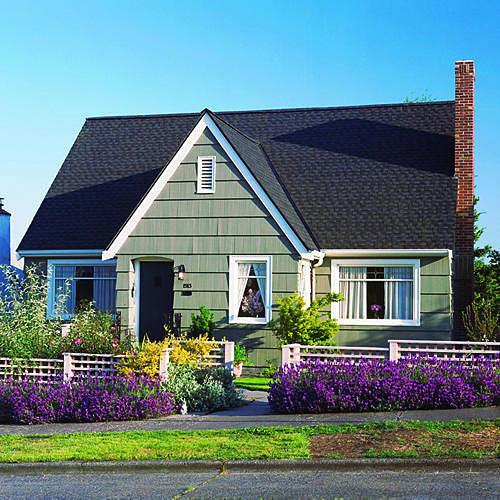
[301,250,325,305]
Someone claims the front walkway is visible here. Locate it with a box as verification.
[0,389,497,435]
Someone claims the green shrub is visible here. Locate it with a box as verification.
[261,358,279,378]
[462,299,499,342]
[272,292,342,346]
[62,302,132,355]
[163,365,241,412]
[0,265,65,358]
[189,305,215,336]
[234,344,253,365]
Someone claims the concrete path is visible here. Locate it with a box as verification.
[0,392,497,435]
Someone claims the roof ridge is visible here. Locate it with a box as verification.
[85,100,454,121]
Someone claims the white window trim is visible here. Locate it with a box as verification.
[229,255,272,325]
[331,258,420,327]
[197,155,216,193]
[47,259,117,320]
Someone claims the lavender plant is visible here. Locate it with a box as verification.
[268,356,499,414]
[0,374,178,424]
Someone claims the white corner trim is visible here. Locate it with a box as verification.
[330,258,421,327]
[103,112,309,259]
[228,255,272,325]
[322,249,450,257]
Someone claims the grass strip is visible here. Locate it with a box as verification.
[0,420,497,463]
[234,377,271,391]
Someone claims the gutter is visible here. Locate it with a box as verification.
[16,249,104,259]
[321,249,451,257]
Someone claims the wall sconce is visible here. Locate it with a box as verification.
[174,264,186,280]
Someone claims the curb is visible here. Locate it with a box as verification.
[0,458,498,474]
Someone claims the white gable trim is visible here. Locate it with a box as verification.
[103,112,309,259]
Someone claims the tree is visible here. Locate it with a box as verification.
[462,197,499,341]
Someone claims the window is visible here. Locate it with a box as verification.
[197,156,216,193]
[229,256,272,324]
[331,259,420,326]
[48,260,117,319]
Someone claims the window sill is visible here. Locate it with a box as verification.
[338,319,420,327]
[228,317,269,325]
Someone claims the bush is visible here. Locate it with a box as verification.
[0,374,178,424]
[268,356,500,414]
[62,302,133,355]
[119,332,215,376]
[163,364,240,412]
[234,344,253,365]
[0,265,65,359]
[462,299,499,342]
[272,293,342,346]
[189,305,215,336]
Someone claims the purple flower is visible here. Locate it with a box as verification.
[268,355,500,414]
[370,304,382,313]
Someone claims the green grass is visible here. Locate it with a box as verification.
[0,420,497,463]
[234,376,271,391]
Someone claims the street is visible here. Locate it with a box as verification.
[1,468,498,499]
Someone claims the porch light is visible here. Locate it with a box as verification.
[175,264,186,280]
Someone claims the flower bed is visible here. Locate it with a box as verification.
[268,356,500,414]
[0,374,178,424]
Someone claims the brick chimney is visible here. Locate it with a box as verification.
[454,60,475,338]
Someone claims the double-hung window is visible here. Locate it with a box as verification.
[47,260,117,319]
[229,256,272,324]
[331,259,420,326]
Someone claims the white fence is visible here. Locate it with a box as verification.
[282,340,500,366]
[0,341,234,382]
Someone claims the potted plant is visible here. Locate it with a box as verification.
[233,344,252,378]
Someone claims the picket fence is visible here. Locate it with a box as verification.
[0,341,234,382]
[281,340,500,366]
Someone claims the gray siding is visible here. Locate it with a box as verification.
[116,129,299,366]
[314,256,453,346]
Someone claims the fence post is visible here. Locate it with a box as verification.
[224,341,234,372]
[389,341,400,361]
[281,345,291,366]
[159,348,170,382]
[63,353,73,381]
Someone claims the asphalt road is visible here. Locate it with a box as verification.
[1,468,499,499]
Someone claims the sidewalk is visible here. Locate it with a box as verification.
[0,389,497,435]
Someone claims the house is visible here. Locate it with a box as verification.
[17,61,475,365]
[0,198,23,292]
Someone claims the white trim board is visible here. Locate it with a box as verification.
[322,249,450,257]
[102,112,309,260]
[17,249,103,258]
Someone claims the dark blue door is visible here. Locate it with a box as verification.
[139,261,174,342]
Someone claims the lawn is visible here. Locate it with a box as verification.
[234,376,271,391]
[0,420,497,463]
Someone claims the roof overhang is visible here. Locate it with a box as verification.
[16,249,103,259]
[321,249,451,257]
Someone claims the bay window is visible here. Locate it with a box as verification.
[331,259,420,326]
[229,256,272,324]
[48,260,117,319]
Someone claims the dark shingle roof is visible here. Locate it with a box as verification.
[18,101,456,252]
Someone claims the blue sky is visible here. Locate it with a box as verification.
[1,0,499,264]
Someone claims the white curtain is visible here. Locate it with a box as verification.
[252,263,267,306]
[384,267,413,320]
[237,263,252,310]
[54,265,76,315]
[339,267,366,319]
[93,266,116,313]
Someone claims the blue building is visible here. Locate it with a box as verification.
[0,198,23,292]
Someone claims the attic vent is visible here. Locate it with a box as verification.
[197,156,216,193]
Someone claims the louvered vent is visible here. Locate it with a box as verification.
[197,156,216,193]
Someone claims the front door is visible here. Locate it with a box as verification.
[139,261,174,342]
